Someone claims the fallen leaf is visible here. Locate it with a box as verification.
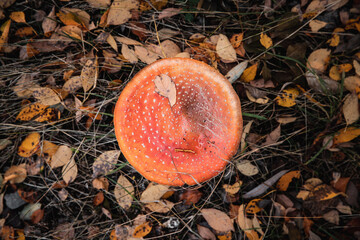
[157,28,180,40]
[107,0,139,25]
[333,127,360,145]
[32,87,61,105]
[179,189,203,205]
[51,145,72,169]
[343,93,359,125]
[197,225,216,240]
[133,222,152,238]
[58,188,68,201]
[114,36,142,45]
[331,177,350,193]
[62,76,82,93]
[92,177,109,191]
[216,34,237,63]
[158,8,182,19]
[4,164,27,184]
[121,43,138,63]
[10,11,26,23]
[16,103,48,121]
[309,184,342,201]
[93,192,104,206]
[15,26,36,37]
[18,132,40,157]
[323,210,339,225]
[85,0,111,8]
[354,60,360,76]
[81,57,98,92]
[201,208,235,232]
[140,183,169,202]
[134,45,159,64]
[52,223,75,240]
[145,200,175,213]
[0,20,11,51]
[158,40,181,58]
[237,204,259,239]
[223,181,242,195]
[154,74,176,107]
[309,19,327,32]
[275,88,299,107]
[245,199,262,214]
[140,0,168,11]
[37,140,59,162]
[344,76,360,98]
[303,0,326,18]
[58,8,90,30]
[306,48,331,73]
[225,61,248,84]
[114,175,134,210]
[107,34,118,52]
[260,32,273,49]
[62,157,77,184]
[236,160,259,176]
[305,71,339,93]
[277,170,301,191]
[42,6,57,36]
[102,207,112,219]
[336,202,352,214]
[243,170,289,199]
[230,33,244,49]
[262,124,281,146]
[240,63,258,83]
[92,150,121,178]
[20,203,41,221]
[0,139,12,151]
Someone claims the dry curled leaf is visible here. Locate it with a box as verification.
[154,74,176,107]
[114,175,134,210]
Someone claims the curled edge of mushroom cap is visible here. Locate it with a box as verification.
[114,58,243,186]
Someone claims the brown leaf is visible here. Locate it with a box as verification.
[343,93,359,125]
[42,6,57,36]
[245,199,262,214]
[92,177,109,191]
[259,32,273,49]
[140,183,169,202]
[197,225,216,240]
[107,0,139,25]
[9,11,26,23]
[201,208,234,232]
[4,164,27,184]
[236,160,259,177]
[114,175,134,210]
[121,44,138,63]
[85,0,111,8]
[51,145,72,169]
[216,34,237,63]
[223,181,242,195]
[145,200,175,213]
[309,19,327,32]
[158,8,182,19]
[306,48,331,73]
[93,192,104,206]
[134,45,159,64]
[32,87,61,105]
[154,74,176,107]
[57,8,90,30]
[262,124,281,146]
[62,157,78,184]
[179,189,203,205]
[92,150,120,177]
[323,210,339,225]
[15,26,36,37]
[344,76,360,98]
[81,57,98,92]
[331,177,350,193]
[62,76,82,94]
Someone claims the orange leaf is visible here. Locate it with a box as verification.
[333,127,360,145]
[260,32,273,49]
[327,34,340,47]
[93,192,104,206]
[0,20,11,51]
[15,27,36,37]
[240,63,258,82]
[277,170,301,191]
[217,231,232,240]
[10,11,26,23]
[331,177,350,193]
[133,222,152,238]
[18,132,41,157]
[245,199,262,214]
[230,33,244,48]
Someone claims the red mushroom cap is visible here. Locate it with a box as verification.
[114,58,242,186]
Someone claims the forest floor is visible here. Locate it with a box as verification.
[0,0,360,239]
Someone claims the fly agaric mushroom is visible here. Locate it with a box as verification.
[114,58,242,186]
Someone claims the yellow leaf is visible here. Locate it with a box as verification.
[16,103,49,121]
[0,20,11,51]
[245,199,262,214]
[240,63,258,82]
[18,132,41,157]
[275,88,299,107]
[133,222,152,238]
[310,184,342,201]
[327,34,340,47]
[333,127,360,145]
[277,170,301,191]
[260,32,273,49]
[10,11,26,23]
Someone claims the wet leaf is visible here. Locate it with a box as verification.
[62,157,78,184]
[216,34,237,63]
[277,170,301,191]
[4,164,27,184]
[343,93,359,125]
[260,32,273,49]
[18,132,40,157]
[133,221,152,238]
[114,175,134,210]
[92,150,120,178]
[306,48,331,73]
[107,0,139,25]
[51,145,72,169]
[81,57,98,92]
[154,74,176,107]
[275,88,299,107]
[9,11,26,23]
[201,208,234,232]
[240,63,258,83]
